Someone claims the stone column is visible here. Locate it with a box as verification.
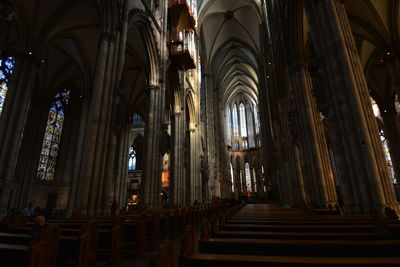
[305,0,399,213]
[114,124,130,206]
[0,54,39,215]
[294,146,308,205]
[78,32,119,215]
[288,62,337,207]
[204,73,216,199]
[171,110,185,205]
[189,126,202,204]
[140,85,164,209]
[66,97,90,215]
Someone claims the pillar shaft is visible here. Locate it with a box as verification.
[305,0,398,213]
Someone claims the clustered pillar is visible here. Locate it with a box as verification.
[304,0,399,213]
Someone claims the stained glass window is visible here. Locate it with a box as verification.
[227,108,231,140]
[239,102,247,137]
[128,146,137,171]
[243,140,248,150]
[239,171,243,192]
[230,163,234,192]
[234,141,239,151]
[132,113,145,128]
[232,104,239,136]
[245,163,251,192]
[254,106,259,134]
[379,129,396,184]
[252,168,257,193]
[0,56,15,115]
[36,88,70,181]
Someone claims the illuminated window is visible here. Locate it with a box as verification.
[128,146,137,171]
[379,129,396,184]
[234,141,239,151]
[0,56,15,115]
[230,163,234,192]
[245,163,251,192]
[227,108,232,139]
[36,88,70,181]
[243,140,248,150]
[132,113,145,128]
[252,168,257,192]
[239,102,247,137]
[254,106,259,134]
[232,104,239,136]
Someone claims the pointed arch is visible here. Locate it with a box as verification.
[129,9,160,87]
[185,92,196,130]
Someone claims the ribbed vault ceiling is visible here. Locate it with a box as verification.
[199,0,262,107]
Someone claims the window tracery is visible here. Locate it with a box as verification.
[245,162,251,192]
[379,129,396,184]
[239,102,247,137]
[230,163,234,192]
[36,88,70,181]
[128,146,137,171]
[232,104,239,136]
[0,56,15,115]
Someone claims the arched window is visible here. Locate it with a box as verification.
[254,106,259,134]
[239,102,247,137]
[227,108,232,139]
[36,88,70,181]
[230,163,234,192]
[128,146,137,171]
[379,129,396,184]
[132,113,145,128]
[232,104,239,136]
[245,162,251,192]
[0,56,15,115]
[243,140,248,150]
[252,168,257,193]
[234,141,239,151]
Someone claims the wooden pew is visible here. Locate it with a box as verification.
[183,223,400,267]
[57,220,98,267]
[0,224,59,267]
[149,240,174,267]
[182,204,400,266]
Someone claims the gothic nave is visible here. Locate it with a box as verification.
[1,0,400,266]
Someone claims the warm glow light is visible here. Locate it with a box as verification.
[162,170,170,187]
[371,98,380,117]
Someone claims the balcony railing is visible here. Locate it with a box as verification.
[169,29,196,70]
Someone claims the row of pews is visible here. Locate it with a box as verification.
[0,204,226,267]
[168,204,400,267]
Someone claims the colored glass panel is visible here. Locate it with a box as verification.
[128,146,137,171]
[239,102,247,137]
[36,88,70,181]
[230,163,234,193]
[379,130,396,184]
[245,162,251,192]
[232,104,239,136]
[0,56,15,115]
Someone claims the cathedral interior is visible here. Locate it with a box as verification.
[1,0,400,266]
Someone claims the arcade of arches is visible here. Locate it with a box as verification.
[0,0,400,217]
